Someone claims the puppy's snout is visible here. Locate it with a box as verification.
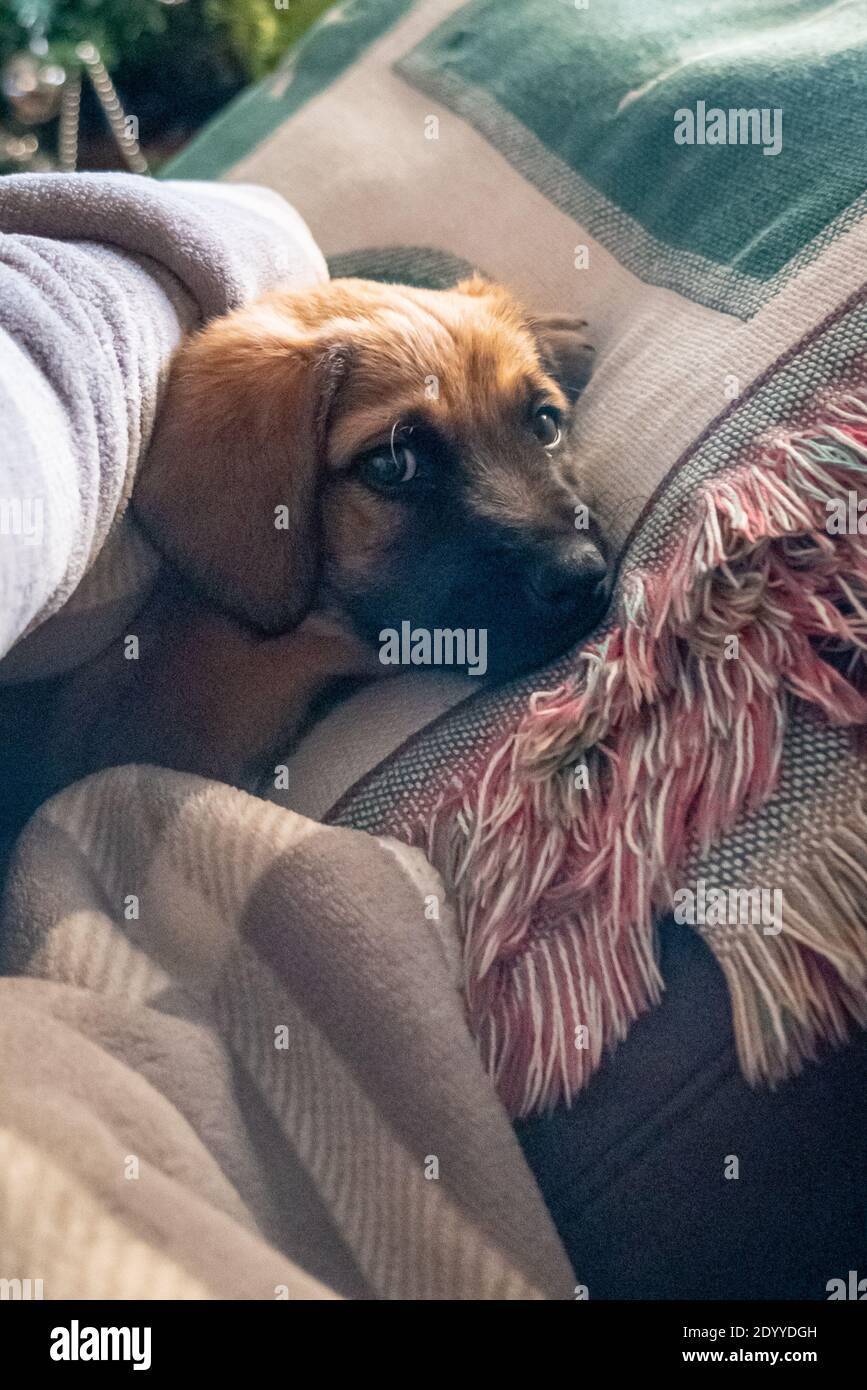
[528,539,608,609]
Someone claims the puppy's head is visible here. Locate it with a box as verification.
[134,276,608,680]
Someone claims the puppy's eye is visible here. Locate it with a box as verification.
[357,443,418,489]
[532,405,562,449]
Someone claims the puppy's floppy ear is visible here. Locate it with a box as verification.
[528,314,595,404]
[453,278,595,403]
[133,300,347,633]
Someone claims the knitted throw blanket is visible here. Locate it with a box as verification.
[332,349,867,1119]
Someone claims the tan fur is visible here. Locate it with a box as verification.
[1,276,599,814]
[134,276,592,621]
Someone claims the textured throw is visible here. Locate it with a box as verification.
[328,354,867,1118]
[0,767,570,1299]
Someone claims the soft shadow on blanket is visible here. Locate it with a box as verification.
[0,765,572,1299]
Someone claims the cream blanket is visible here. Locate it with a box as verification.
[0,767,570,1299]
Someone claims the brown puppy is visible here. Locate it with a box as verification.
[2,275,607,812]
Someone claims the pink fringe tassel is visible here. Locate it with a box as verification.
[428,386,867,1116]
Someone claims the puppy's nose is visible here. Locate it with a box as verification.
[529,540,608,608]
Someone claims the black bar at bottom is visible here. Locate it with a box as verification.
[1,1297,863,1373]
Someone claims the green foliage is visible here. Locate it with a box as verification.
[1,0,337,83]
[206,0,337,80]
[1,1,168,70]
[0,0,339,171]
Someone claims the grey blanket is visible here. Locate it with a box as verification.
[0,172,326,675]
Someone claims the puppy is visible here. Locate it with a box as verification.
[1,275,608,814]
